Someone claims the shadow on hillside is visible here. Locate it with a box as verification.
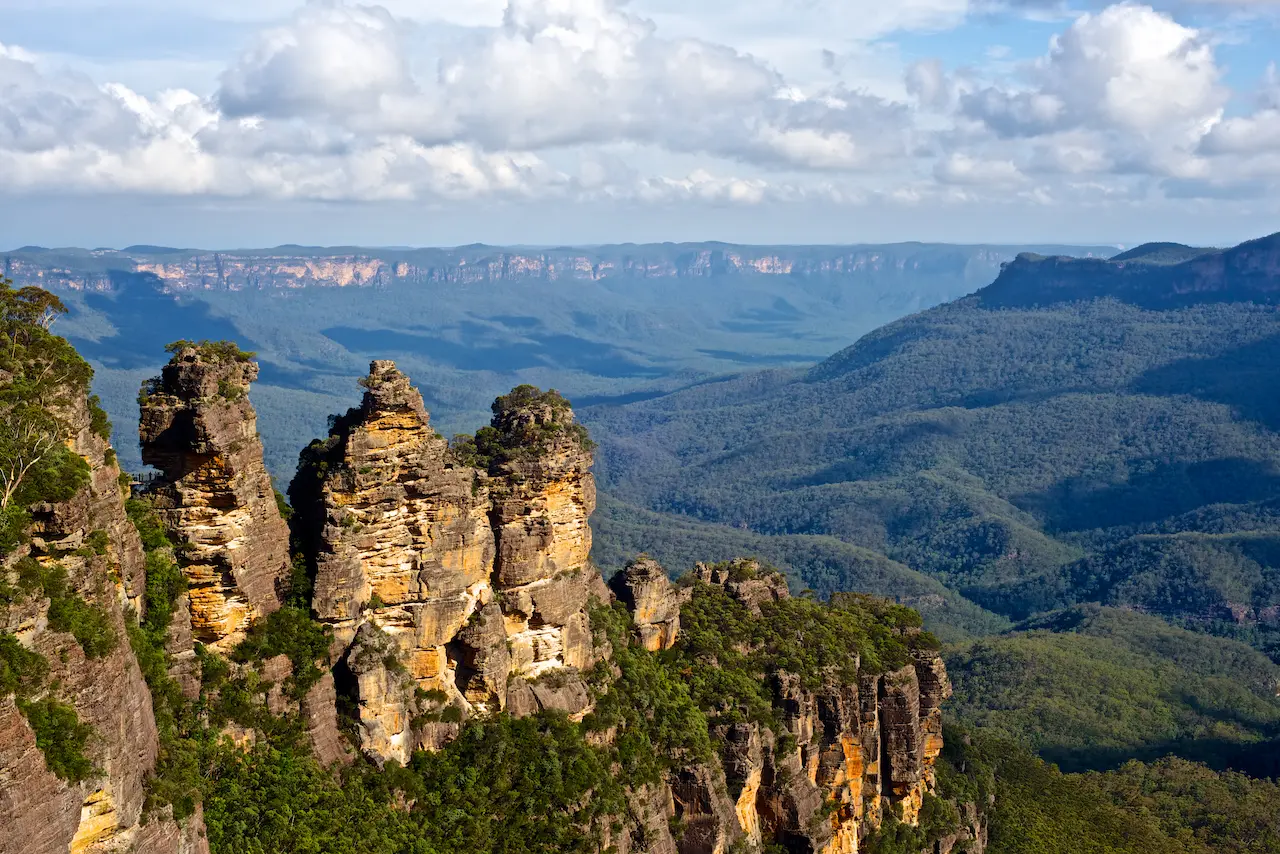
[1021,457,1280,534]
[1043,736,1280,778]
[1132,332,1280,431]
[322,324,665,379]
[69,271,254,371]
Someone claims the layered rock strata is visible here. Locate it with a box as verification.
[292,363,599,764]
[613,559,958,854]
[138,346,289,650]
[0,385,207,854]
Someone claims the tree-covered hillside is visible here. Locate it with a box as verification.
[586,232,1280,660]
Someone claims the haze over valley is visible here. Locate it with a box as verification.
[8,241,1112,477]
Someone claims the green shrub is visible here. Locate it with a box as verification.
[0,633,48,696]
[232,606,332,699]
[165,339,256,363]
[217,378,245,402]
[87,394,112,440]
[30,563,117,658]
[584,602,714,785]
[18,697,96,782]
[126,497,172,552]
[84,530,110,556]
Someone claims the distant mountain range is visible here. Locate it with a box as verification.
[21,240,1115,480]
[2,241,1116,292]
[587,231,1280,661]
[979,233,1280,308]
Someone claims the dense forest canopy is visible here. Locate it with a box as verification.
[587,236,1280,663]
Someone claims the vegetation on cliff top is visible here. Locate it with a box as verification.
[450,384,595,472]
[164,339,257,363]
[0,278,94,551]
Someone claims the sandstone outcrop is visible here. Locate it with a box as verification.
[0,384,207,854]
[292,363,599,763]
[138,345,289,650]
[614,558,955,854]
[4,244,1031,293]
[609,555,687,651]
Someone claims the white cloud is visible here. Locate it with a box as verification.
[905,59,955,111]
[934,152,1027,186]
[211,0,910,172]
[1199,110,1280,155]
[961,4,1225,140]
[0,0,1277,219]
[218,3,413,117]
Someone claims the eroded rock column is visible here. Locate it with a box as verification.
[138,345,289,650]
[293,364,601,762]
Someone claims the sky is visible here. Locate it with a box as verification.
[1,0,1279,247]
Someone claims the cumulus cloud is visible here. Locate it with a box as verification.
[905,59,956,111]
[213,0,910,171]
[899,2,1280,203]
[0,0,1276,214]
[3,0,903,203]
[961,4,1225,139]
[218,2,413,118]
[934,152,1027,186]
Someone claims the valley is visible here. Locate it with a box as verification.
[4,235,1280,854]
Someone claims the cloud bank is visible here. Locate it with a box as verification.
[0,0,1277,214]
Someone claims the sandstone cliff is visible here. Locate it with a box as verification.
[0,381,207,854]
[2,243,1048,293]
[608,558,969,854]
[138,344,289,651]
[292,363,599,764]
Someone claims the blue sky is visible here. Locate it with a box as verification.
[1,0,1278,247]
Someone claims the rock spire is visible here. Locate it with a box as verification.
[138,343,289,650]
[292,363,599,763]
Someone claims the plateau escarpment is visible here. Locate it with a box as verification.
[291,363,599,763]
[138,343,289,651]
[2,244,1075,293]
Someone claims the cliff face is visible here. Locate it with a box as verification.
[1,243,1061,294]
[610,559,963,854]
[293,363,598,764]
[138,346,289,651]
[0,385,207,854]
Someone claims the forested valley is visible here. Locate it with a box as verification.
[4,235,1280,853]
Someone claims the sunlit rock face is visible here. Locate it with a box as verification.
[613,558,959,854]
[609,555,687,652]
[138,346,289,651]
[292,363,599,763]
